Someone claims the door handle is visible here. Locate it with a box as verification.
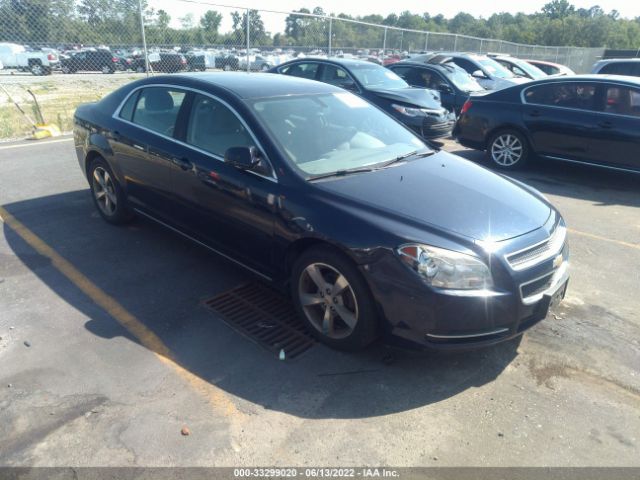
[597,121,613,129]
[172,157,192,170]
[529,110,541,117]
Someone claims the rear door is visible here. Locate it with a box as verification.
[522,81,601,161]
[590,83,640,170]
[112,86,187,217]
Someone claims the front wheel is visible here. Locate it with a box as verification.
[88,158,133,225]
[291,246,379,350]
[487,130,529,170]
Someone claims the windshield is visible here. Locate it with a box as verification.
[508,58,547,79]
[476,57,516,79]
[349,64,409,89]
[249,92,429,177]
[445,65,484,92]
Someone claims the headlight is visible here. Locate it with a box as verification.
[391,104,443,117]
[397,244,493,290]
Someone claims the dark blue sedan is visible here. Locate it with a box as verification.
[74,73,569,351]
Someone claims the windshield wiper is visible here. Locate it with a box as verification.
[379,149,435,168]
[309,167,375,181]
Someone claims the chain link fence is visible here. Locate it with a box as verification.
[0,0,605,139]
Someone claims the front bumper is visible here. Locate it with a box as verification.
[362,240,569,351]
[402,113,455,140]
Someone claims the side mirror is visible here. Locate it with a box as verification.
[224,146,261,170]
[472,70,487,79]
[437,83,453,94]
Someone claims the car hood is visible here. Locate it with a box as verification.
[315,151,551,242]
[367,87,443,110]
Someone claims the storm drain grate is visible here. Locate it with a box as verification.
[202,282,315,359]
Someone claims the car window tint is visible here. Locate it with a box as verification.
[186,94,254,157]
[524,83,597,111]
[131,87,185,136]
[319,65,356,89]
[391,66,428,88]
[281,62,319,80]
[603,85,640,117]
[119,90,139,121]
[451,58,476,74]
[600,62,633,75]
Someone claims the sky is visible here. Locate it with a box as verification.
[148,0,640,35]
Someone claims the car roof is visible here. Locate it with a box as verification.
[523,59,561,67]
[391,60,449,72]
[519,74,640,87]
[596,58,640,63]
[285,56,379,68]
[164,72,343,99]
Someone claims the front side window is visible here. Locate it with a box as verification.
[186,94,254,157]
[476,57,515,79]
[280,62,319,80]
[319,65,357,89]
[249,92,429,177]
[130,87,186,136]
[602,85,640,117]
[524,83,597,111]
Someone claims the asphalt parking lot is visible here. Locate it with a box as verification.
[0,136,639,467]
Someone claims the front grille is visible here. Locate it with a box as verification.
[506,223,566,271]
[520,271,555,298]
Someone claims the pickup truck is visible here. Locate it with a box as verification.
[0,42,60,75]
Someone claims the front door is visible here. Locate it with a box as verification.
[171,92,278,276]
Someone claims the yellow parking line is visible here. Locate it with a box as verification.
[568,228,640,251]
[0,138,73,150]
[0,205,239,417]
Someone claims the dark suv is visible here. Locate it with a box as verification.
[591,59,640,77]
[61,49,123,74]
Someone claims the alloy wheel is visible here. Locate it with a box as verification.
[298,262,359,339]
[92,167,118,216]
[491,133,523,167]
[31,64,43,75]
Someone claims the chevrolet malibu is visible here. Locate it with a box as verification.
[74,73,569,351]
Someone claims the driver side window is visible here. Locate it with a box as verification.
[186,94,254,157]
[131,87,186,137]
[320,65,357,90]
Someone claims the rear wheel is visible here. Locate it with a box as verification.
[487,130,529,170]
[88,158,133,225]
[101,65,114,74]
[30,62,44,76]
[291,246,379,350]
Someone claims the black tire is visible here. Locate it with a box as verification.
[88,157,134,225]
[487,129,530,170]
[291,246,379,351]
[30,62,44,76]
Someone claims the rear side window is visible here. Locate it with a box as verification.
[130,87,186,136]
[599,62,634,75]
[119,90,139,121]
[602,85,640,117]
[524,82,597,111]
[186,94,253,157]
[280,62,319,80]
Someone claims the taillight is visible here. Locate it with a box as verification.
[47,53,55,61]
[461,100,473,114]
[181,57,187,64]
